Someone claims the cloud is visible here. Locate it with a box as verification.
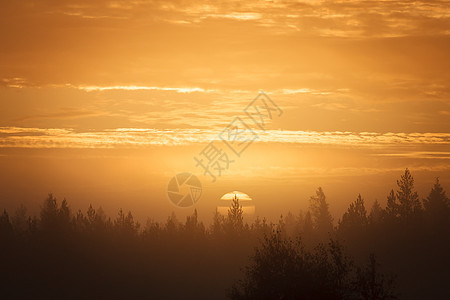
[0,78,28,88]
[230,164,450,181]
[3,0,449,38]
[1,1,449,136]
[282,88,331,95]
[12,108,103,122]
[77,85,215,93]
[374,152,450,159]
[1,127,449,149]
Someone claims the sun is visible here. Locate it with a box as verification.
[217,191,255,215]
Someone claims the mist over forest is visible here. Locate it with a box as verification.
[1,169,449,299]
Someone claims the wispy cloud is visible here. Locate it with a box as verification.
[5,0,449,38]
[1,127,449,149]
[374,152,450,159]
[282,88,331,95]
[164,0,450,37]
[0,77,28,88]
[77,85,215,93]
[12,108,103,122]
[225,165,450,181]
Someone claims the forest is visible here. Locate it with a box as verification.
[0,169,449,299]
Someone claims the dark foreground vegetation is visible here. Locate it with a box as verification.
[0,169,449,299]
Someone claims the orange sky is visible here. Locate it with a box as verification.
[0,0,449,222]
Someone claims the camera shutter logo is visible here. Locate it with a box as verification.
[167,173,202,207]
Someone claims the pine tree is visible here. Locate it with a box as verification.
[386,189,398,218]
[227,194,244,231]
[114,209,139,236]
[165,211,179,235]
[185,209,205,238]
[12,204,28,232]
[355,254,397,299]
[303,211,313,236]
[58,198,71,231]
[368,200,385,225]
[340,194,367,231]
[396,168,422,219]
[40,193,59,231]
[0,209,13,239]
[309,187,333,239]
[211,210,224,236]
[423,178,450,222]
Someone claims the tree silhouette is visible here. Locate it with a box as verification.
[303,211,314,243]
[395,169,422,220]
[40,193,59,232]
[227,194,244,232]
[355,254,397,300]
[165,211,180,236]
[12,204,27,233]
[251,216,271,238]
[423,178,450,223]
[309,187,333,240]
[0,209,13,239]
[2,172,449,299]
[210,210,225,236]
[368,200,385,225]
[386,189,398,218]
[229,232,396,299]
[340,194,368,230]
[284,212,297,237]
[58,198,71,232]
[114,208,139,236]
[338,194,369,254]
[185,209,205,238]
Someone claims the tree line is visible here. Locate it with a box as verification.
[0,169,449,299]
